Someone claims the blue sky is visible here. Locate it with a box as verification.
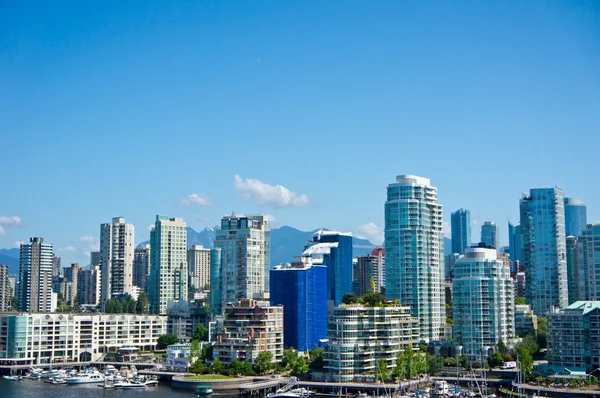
[1,1,599,266]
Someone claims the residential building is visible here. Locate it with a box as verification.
[324,303,419,382]
[167,300,210,342]
[520,188,568,315]
[187,245,211,291]
[508,222,522,274]
[514,304,537,337]
[452,247,515,360]
[0,265,10,311]
[213,299,283,365]
[564,198,587,238]
[63,263,80,306]
[100,217,135,306]
[579,221,600,300]
[384,175,445,342]
[213,214,270,312]
[209,248,222,316]
[302,230,352,307]
[18,237,53,313]
[52,256,61,278]
[353,247,385,296]
[270,260,327,352]
[515,272,526,298]
[90,251,101,267]
[0,312,167,365]
[566,236,581,305]
[547,301,600,373]
[481,221,499,250]
[451,208,471,255]
[133,244,150,292]
[149,216,188,315]
[445,253,461,279]
[77,265,100,306]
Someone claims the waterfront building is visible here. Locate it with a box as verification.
[270,260,327,352]
[324,303,419,382]
[213,299,283,365]
[133,244,150,292]
[187,245,211,291]
[481,221,499,250]
[302,230,352,307]
[451,208,471,255]
[100,217,135,306]
[520,187,568,314]
[547,301,600,373]
[149,215,188,315]
[213,214,270,312]
[564,197,587,238]
[514,304,537,337]
[0,312,167,365]
[508,222,522,274]
[0,265,10,311]
[353,247,385,296]
[167,300,210,342]
[453,247,515,360]
[579,221,600,301]
[384,175,445,342]
[18,237,53,313]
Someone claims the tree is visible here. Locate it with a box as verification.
[394,350,406,380]
[241,361,255,376]
[136,292,149,314]
[156,334,179,349]
[487,351,505,369]
[342,293,359,304]
[514,344,534,380]
[228,358,243,375]
[376,359,390,382]
[211,358,224,373]
[458,355,468,368]
[201,345,214,361]
[309,346,324,370]
[362,292,386,307]
[291,356,309,376]
[282,348,299,369]
[426,354,443,374]
[537,317,547,349]
[515,297,526,305]
[255,351,273,375]
[189,359,206,373]
[193,324,209,342]
[189,340,201,364]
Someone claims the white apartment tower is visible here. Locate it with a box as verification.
[187,245,211,291]
[18,237,54,313]
[100,217,135,307]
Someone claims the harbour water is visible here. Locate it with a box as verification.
[0,379,236,398]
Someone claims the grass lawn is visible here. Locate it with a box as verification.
[185,374,235,380]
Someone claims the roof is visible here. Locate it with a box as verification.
[564,301,600,315]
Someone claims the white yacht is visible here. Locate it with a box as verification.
[65,371,105,384]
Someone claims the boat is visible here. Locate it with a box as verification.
[3,375,19,381]
[144,379,159,386]
[119,380,148,390]
[65,371,105,384]
[196,385,214,396]
[51,377,67,385]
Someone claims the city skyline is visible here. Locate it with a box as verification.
[2,2,599,267]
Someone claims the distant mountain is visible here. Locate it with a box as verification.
[137,226,218,249]
[0,248,20,275]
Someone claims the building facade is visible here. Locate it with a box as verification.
[167,300,210,342]
[149,216,188,315]
[213,214,270,312]
[579,221,600,301]
[384,175,445,342]
[0,312,167,365]
[213,299,283,365]
[270,262,327,352]
[451,208,471,255]
[481,221,499,250]
[209,248,222,316]
[452,247,515,359]
[0,265,10,312]
[324,304,419,382]
[520,187,568,315]
[508,222,522,274]
[100,217,135,306]
[77,265,101,306]
[187,245,211,291]
[514,304,537,337]
[133,244,150,292]
[353,247,385,296]
[18,238,53,313]
[564,198,587,238]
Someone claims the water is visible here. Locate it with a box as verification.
[0,379,237,398]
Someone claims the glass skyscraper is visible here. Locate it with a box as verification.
[481,221,499,250]
[270,262,327,352]
[579,221,600,301]
[451,208,471,255]
[384,175,445,342]
[520,187,568,315]
[564,197,587,238]
[508,222,522,274]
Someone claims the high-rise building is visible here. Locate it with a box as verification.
[452,247,515,359]
[520,187,568,315]
[52,256,61,278]
[353,247,385,296]
[77,265,100,306]
[209,248,222,316]
[481,221,499,250]
[62,263,80,306]
[580,221,600,301]
[566,236,581,305]
[18,237,54,313]
[451,208,471,255]
[149,215,188,315]
[133,244,150,292]
[213,214,270,311]
[0,264,10,311]
[100,217,134,307]
[187,245,211,291]
[302,230,353,307]
[270,260,327,352]
[564,198,587,238]
[508,222,522,274]
[384,175,445,342]
[90,251,101,267]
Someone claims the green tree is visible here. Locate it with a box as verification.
[487,351,505,368]
[394,349,406,380]
[201,345,214,361]
[342,293,359,304]
[189,359,206,373]
[282,348,298,369]
[193,324,209,342]
[362,292,386,307]
[309,346,324,370]
[241,361,255,376]
[458,355,468,368]
[426,354,443,374]
[291,356,309,376]
[211,358,224,373]
[255,351,273,375]
[376,359,390,382]
[228,358,243,375]
[537,317,547,349]
[136,292,149,314]
[156,334,179,349]
[515,297,526,305]
[514,345,533,380]
[189,340,201,363]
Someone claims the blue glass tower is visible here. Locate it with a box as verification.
[209,248,222,316]
[451,208,471,255]
[270,264,327,352]
[564,198,587,238]
[302,230,352,307]
[481,221,499,249]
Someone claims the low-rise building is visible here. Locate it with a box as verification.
[514,304,537,337]
[167,300,209,342]
[213,299,283,365]
[324,303,419,382]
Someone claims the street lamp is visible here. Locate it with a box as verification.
[455,345,463,394]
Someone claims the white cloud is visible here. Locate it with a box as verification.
[234,175,309,208]
[356,222,384,244]
[12,241,24,248]
[264,214,279,228]
[0,216,22,236]
[76,236,100,252]
[181,193,212,206]
[59,246,76,253]
[77,236,95,244]
[148,224,154,232]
